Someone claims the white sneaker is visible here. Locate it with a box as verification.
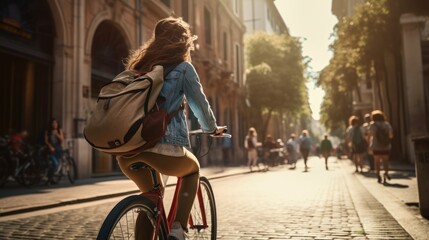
[168,222,186,240]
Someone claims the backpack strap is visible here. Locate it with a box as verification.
[166,104,184,122]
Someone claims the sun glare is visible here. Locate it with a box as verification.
[275,0,338,120]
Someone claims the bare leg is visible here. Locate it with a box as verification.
[247,155,252,171]
[358,153,364,172]
[325,156,328,170]
[382,154,390,182]
[353,154,359,172]
[374,155,382,183]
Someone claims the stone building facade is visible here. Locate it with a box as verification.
[0,0,246,178]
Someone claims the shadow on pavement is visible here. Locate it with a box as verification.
[383,182,409,188]
[0,175,127,198]
[360,171,415,180]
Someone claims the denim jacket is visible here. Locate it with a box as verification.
[158,61,217,147]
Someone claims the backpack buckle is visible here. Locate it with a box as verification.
[108,139,121,148]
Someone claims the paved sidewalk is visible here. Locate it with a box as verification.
[0,166,249,217]
[1,158,428,239]
[340,159,429,240]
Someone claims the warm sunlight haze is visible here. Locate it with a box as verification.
[274,0,338,120]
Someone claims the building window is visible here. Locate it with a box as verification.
[234,43,240,83]
[267,6,271,22]
[161,0,170,7]
[91,21,129,98]
[223,32,228,61]
[182,0,189,22]
[204,7,212,45]
[233,0,239,16]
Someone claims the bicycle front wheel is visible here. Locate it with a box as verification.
[50,166,63,184]
[97,195,168,240]
[18,161,41,187]
[188,176,217,239]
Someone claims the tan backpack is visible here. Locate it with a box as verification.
[84,65,179,156]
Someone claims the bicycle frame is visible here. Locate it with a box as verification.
[99,129,227,239]
[138,165,209,239]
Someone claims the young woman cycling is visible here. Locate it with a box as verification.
[116,17,225,240]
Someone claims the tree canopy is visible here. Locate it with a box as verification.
[318,0,392,132]
[318,0,429,134]
[245,32,309,135]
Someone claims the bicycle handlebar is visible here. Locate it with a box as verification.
[188,126,231,138]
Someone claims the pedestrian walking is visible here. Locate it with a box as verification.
[320,134,333,170]
[262,134,276,170]
[299,130,312,170]
[368,110,393,184]
[244,127,260,172]
[115,17,226,240]
[286,133,298,169]
[346,115,366,173]
[362,113,374,171]
[275,138,286,166]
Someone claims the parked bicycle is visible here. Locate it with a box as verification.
[96,128,231,239]
[0,135,9,186]
[50,147,77,185]
[0,134,77,187]
[0,135,46,188]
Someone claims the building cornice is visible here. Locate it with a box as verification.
[218,1,246,31]
[143,0,173,18]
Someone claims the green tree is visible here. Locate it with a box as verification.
[245,32,309,137]
[318,0,429,134]
[318,0,390,131]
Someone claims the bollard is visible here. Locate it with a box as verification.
[412,136,429,219]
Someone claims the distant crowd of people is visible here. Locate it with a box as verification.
[243,109,393,184]
[346,110,393,183]
[243,127,322,172]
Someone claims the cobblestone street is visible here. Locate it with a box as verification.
[213,158,413,239]
[0,157,426,239]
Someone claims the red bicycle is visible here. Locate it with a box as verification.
[97,129,230,239]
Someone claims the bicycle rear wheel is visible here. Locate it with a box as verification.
[188,176,217,239]
[0,156,9,187]
[97,195,168,240]
[64,154,77,184]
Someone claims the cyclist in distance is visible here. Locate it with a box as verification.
[118,17,225,240]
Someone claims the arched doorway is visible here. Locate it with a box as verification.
[91,20,129,175]
[0,0,55,143]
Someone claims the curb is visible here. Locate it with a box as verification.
[0,169,250,217]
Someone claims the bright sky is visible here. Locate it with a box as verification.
[274,0,338,120]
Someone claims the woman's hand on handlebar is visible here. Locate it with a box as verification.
[188,126,230,137]
[212,126,227,136]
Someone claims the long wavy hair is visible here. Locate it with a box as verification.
[125,17,196,73]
